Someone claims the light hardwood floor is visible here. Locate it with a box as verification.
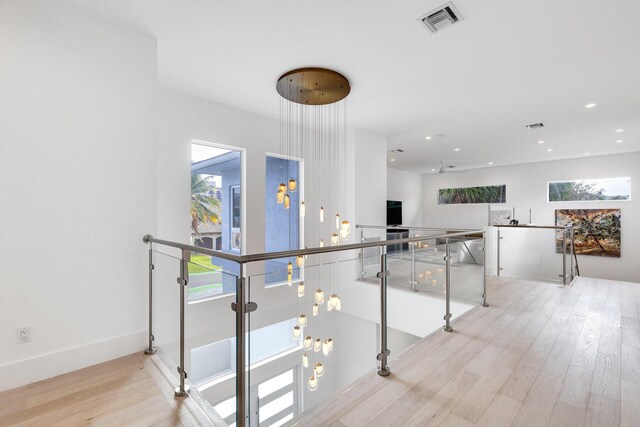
[0,352,220,426]
[294,276,640,427]
[2,276,638,426]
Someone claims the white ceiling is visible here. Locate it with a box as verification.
[66,0,640,173]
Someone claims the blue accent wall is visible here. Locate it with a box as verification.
[265,156,300,283]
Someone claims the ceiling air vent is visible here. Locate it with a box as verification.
[418,2,463,34]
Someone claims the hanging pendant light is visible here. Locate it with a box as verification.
[340,228,349,241]
[432,279,437,286]
[297,282,305,297]
[335,214,340,229]
[300,201,305,217]
[288,178,297,192]
[327,337,333,352]
[328,294,341,311]
[288,262,293,274]
[278,182,286,193]
[276,190,285,204]
[308,375,318,391]
[284,194,290,209]
[315,289,325,304]
[320,207,324,223]
[302,352,309,368]
[340,220,351,234]
[331,233,339,246]
[313,338,322,352]
[319,239,324,247]
[297,314,307,327]
[287,271,292,284]
[293,325,301,339]
[312,303,319,316]
[314,363,324,377]
[296,255,304,268]
[303,336,313,351]
[322,339,330,356]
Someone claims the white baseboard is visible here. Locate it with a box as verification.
[0,330,147,392]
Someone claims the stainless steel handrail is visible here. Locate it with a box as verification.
[144,229,484,264]
[492,224,572,230]
[356,224,477,232]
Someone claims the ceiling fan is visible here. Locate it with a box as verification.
[436,161,464,174]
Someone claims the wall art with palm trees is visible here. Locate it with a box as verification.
[555,209,621,257]
[438,185,506,205]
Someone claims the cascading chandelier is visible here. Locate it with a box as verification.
[277,67,350,392]
[275,67,352,245]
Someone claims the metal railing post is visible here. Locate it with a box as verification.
[562,229,567,285]
[444,238,453,332]
[377,246,390,376]
[144,244,157,355]
[570,227,574,280]
[496,228,502,276]
[235,264,247,426]
[360,228,365,279]
[175,249,190,398]
[410,234,417,292]
[482,232,489,307]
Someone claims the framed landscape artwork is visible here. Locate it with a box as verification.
[438,185,506,205]
[555,209,621,257]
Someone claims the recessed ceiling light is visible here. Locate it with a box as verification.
[547,148,553,152]
[585,103,596,108]
[425,136,432,140]
[431,168,436,172]
[584,152,590,156]
[454,148,460,151]
[616,129,624,133]
[390,158,395,162]
[616,140,623,143]
[538,140,544,144]
[488,162,494,165]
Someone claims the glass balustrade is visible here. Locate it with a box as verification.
[142,227,489,426]
[494,226,575,284]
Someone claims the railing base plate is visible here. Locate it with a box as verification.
[174,385,190,398]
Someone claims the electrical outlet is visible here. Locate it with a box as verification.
[17,327,31,343]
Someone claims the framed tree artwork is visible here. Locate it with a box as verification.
[555,209,621,257]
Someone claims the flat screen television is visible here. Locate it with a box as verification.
[386,200,402,226]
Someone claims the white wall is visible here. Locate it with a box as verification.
[421,152,640,283]
[354,129,387,228]
[0,0,390,393]
[387,168,422,226]
[0,0,157,390]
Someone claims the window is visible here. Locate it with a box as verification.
[548,177,631,202]
[190,141,243,301]
[265,155,302,285]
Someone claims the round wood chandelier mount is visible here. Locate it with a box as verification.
[276,67,350,105]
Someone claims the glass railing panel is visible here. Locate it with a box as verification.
[186,252,233,302]
[498,227,564,283]
[409,237,446,298]
[187,266,239,426]
[247,252,378,425]
[447,236,485,317]
[151,249,183,368]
